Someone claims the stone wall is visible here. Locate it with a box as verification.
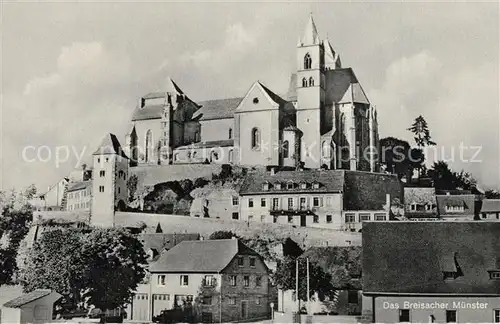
[115,212,361,248]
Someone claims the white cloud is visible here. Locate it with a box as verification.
[2,41,134,191]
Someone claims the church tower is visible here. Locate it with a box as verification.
[91,133,129,227]
[296,15,325,169]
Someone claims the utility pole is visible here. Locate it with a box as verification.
[295,258,299,313]
[306,258,310,315]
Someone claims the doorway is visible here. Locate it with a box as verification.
[241,301,248,319]
[300,215,307,227]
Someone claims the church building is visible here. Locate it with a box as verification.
[126,15,379,172]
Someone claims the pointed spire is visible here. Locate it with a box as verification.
[323,38,341,70]
[302,14,320,45]
[165,77,184,95]
[92,133,129,159]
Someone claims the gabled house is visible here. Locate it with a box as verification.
[138,233,200,261]
[363,222,500,323]
[436,194,476,220]
[128,239,271,323]
[403,187,438,220]
[480,199,500,220]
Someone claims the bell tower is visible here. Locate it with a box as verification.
[296,14,325,169]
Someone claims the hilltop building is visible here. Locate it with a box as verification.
[125,15,379,171]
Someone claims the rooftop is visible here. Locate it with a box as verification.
[363,222,500,295]
[149,239,260,273]
[92,133,128,158]
[3,289,54,308]
[66,181,92,193]
[436,194,475,215]
[481,199,500,213]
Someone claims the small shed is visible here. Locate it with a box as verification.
[1,289,61,324]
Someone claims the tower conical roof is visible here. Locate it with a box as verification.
[165,77,184,95]
[323,38,341,69]
[302,14,320,45]
[92,133,129,158]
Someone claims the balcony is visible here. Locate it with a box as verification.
[269,206,317,215]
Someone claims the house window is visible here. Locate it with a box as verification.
[360,213,371,222]
[118,187,121,194]
[347,290,358,304]
[232,212,239,220]
[248,199,254,208]
[272,198,279,210]
[157,275,166,286]
[300,197,306,210]
[256,276,262,287]
[287,182,294,189]
[443,271,457,280]
[100,170,105,177]
[425,204,432,211]
[399,309,410,323]
[230,275,237,286]
[410,204,416,211]
[243,276,250,287]
[202,296,212,305]
[283,141,289,158]
[313,215,319,223]
[237,256,244,267]
[375,213,387,221]
[229,128,233,139]
[229,297,236,305]
[105,158,109,162]
[97,158,100,163]
[261,198,266,207]
[288,198,294,210]
[308,77,314,87]
[304,53,312,69]
[204,275,214,287]
[228,150,234,163]
[248,215,254,221]
[302,77,308,87]
[494,309,500,323]
[250,257,256,267]
[313,197,320,207]
[251,128,260,149]
[232,196,239,206]
[99,186,104,193]
[446,310,457,323]
[256,297,262,305]
[288,215,293,223]
[345,214,355,223]
[180,275,189,286]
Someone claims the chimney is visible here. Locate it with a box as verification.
[270,167,276,176]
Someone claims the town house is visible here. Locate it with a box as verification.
[129,239,271,323]
[363,221,500,323]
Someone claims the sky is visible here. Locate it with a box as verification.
[1,1,499,192]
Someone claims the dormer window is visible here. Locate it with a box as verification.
[300,183,307,189]
[262,182,270,191]
[275,183,282,190]
[440,252,462,280]
[425,204,431,211]
[287,182,294,190]
[312,182,320,189]
[489,271,500,279]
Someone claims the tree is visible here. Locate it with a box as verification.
[19,227,147,314]
[273,256,334,301]
[208,230,237,240]
[379,137,412,181]
[428,161,457,191]
[454,170,477,191]
[408,115,436,147]
[0,186,35,284]
[127,174,138,203]
[485,190,500,199]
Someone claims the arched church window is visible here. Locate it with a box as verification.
[302,78,307,87]
[309,77,314,87]
[145,130,153,163]
[304,53,312,69]
[229,128,233,139]
[283,140,289,158]
[322,140,329,157]
[251,128,260,150]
